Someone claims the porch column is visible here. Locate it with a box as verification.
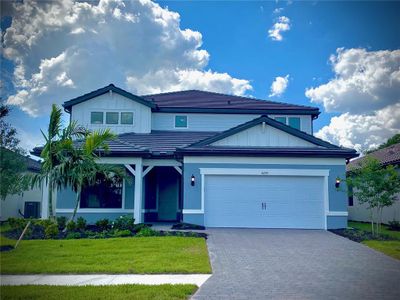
[41,181,49,219]
[134,158,143,223]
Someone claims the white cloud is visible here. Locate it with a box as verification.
[126,69,252,95]
[273,8,284,14]
[3,0,252,116]
[269,75,289,97]
[268,16,290,41]
[308,48,400,152]
[306,48,400,114]
[316,103,400,153]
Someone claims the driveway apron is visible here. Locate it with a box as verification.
[193,228,400,300]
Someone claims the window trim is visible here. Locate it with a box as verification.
[90,112,104,125]
[79,179,125,210]
[120,111,134,125]
[105,111,119,125]
[288,117,301,130]
[174,115,189,129]
[274,115,302,131]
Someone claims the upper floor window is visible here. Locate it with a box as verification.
[121,112,134,125]
[106,112,119,124]
[91,112,103,124]
[274,116,301,130]
[175,115,188,128]
[288,117,301,130]
[275,117,287,124]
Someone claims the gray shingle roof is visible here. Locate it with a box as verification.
[347,143,400,171]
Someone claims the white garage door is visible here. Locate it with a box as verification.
[204,175,325,229]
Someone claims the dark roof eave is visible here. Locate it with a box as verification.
[63,84,156,112]
[155,107,320,116]
[177,148,358,159]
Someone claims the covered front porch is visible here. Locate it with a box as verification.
[98,157,183,224]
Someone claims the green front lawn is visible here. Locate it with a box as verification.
[349,221,400,239]
[347,221,400,260]
[1,236,211,274]
[362,240,400,260]
[0,284,197,300]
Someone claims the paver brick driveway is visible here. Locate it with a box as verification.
[193,229,400,300]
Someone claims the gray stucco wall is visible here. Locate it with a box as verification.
[183,162,347,229]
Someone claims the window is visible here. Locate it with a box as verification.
[121,112,133,125]
[275,117,287,124]
[175,115,188,128]
[348,186,354,207]
[106,112,119,124]
[288,117,301,130]
[80,176,123,209]
[91,112,103,124]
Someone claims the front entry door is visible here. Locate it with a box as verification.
[157,168,179,221]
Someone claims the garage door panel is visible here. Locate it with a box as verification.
[204,175,325,229]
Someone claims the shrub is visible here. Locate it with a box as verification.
[388,220,400,231]
[135,227,157,237]
[66,220,76,232]
[113,229,132,238]
[56,217,67,230]
[44,223,59,239]
[66,232,81,239]
[7,218,28,231]
[112,215,135,231]
[76,217,87,231]
[95,219,111,231]
[132,223,148,233]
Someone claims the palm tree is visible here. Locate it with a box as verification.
[32,105,86,219]
[62,129,126,222]
[33,105,126,222]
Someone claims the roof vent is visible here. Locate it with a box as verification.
[227,100,231,105]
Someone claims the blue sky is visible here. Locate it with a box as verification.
[1,0,399,153]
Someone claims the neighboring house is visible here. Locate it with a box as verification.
[34,84,358,229]
[347,143,400,224]
[0,151,43,221]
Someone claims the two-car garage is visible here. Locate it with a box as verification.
[202,169,328,229]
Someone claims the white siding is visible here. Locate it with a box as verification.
[0,186,43,221]
[71,92,152,134]
[349,193,400,223]
[152,113,313,134]
[211,124,315,147]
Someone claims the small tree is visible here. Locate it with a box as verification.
[347,156,400,235]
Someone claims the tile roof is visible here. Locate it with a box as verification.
[142,90,320,114]
[100,130,219,156]
[347,143,400,171]
[62,84,320,116]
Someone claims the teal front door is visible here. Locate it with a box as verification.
[157,168,179,221]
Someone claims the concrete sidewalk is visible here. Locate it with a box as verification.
[0,274,212,287]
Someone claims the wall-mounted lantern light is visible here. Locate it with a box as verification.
[191,175,195,186]
[335,178,341,189]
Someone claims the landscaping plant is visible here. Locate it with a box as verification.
[347,156,400,236]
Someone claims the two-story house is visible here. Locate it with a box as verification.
[42,84,357,229]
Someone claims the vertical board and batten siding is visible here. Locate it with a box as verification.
[182,157,348,229]
[152,113,312,134]
[211,124,315,147]
[71,92,152,134]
